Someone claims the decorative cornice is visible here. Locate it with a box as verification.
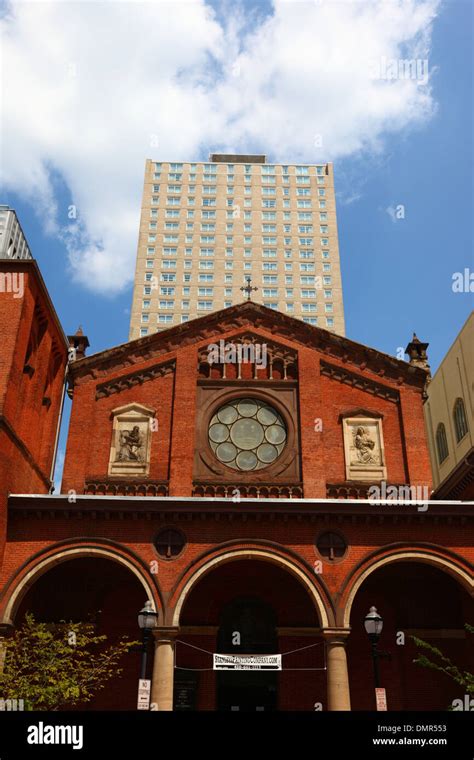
[0,259,69,350]
[67,303,427,391]
[326,482,408,499]
[95,359,175,399]
[192,482,304,499]
[84,479,169,497]
[320,360,400,403]
[338,408,384,422]
[432,448,474,500]
[7,495,473,522]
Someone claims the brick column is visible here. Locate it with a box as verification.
[168,347,197,496]
[297,347,326,498]
[150,628,179,711]
[323,628,351,711]
[399,387,433,488]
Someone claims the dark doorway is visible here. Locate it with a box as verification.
[216,596,278,711]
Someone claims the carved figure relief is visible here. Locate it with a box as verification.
[352,426,379,465]
[342,416,386,482]
[116,426,145,463]
[108,403,155,476]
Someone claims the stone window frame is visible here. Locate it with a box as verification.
[315,530,349,565]
[108,402,156,477]
[153,527,187,561]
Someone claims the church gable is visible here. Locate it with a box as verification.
[67,302,426,393]
[62,303,430,499]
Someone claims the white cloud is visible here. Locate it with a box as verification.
[1,0,440,293]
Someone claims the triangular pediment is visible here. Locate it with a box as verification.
[68,302,427,390]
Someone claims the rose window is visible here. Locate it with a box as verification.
[208,398,287,471]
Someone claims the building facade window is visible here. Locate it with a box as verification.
[436,423,449,463]
[453,398,469,442]
[208,398,287,472]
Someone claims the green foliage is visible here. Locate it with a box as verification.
[411,624,474,697]
[0,613,139,710]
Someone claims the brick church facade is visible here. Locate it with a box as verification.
[0,257,473,711]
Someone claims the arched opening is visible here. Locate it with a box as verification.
[175,558,325,711]
[11,557,149,710]
[216,596,278,711]
[347,561,474,710]
[453,398,469,443]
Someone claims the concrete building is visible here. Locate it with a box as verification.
[0,206,32,260]
[424,311,474,499]
[129,154,345,340]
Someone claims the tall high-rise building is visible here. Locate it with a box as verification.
[129,154,345,340]
[0,205,33,260]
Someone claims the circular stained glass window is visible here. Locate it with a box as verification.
[209,398,287,471]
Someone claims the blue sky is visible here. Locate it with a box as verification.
[1,0,472,489]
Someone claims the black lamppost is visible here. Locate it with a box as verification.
[364,606,383,689]
[137,601,158,680]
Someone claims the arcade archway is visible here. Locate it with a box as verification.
[5,555,150,710]
[346,560,474,710]
[175,557,326,711]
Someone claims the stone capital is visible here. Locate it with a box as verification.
[152,626,180,643]
[322,627,351,644]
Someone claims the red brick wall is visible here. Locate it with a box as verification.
[0,264,67,562]
[61,322,432,497]
[62,371,175,493]
[2,513,472,622]
[2,514,472,710]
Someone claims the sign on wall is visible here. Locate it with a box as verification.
[137,679,151,710]
[213,654,282,671]
[375,687,387,711]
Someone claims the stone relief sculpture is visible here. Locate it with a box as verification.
[352,426,379,465]
[108,403,155,476]
[343,416,386,481]
[116,426,144,463]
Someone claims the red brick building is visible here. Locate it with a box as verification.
[0,260,473,712]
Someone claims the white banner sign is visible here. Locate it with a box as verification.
[213,654,282,671]
[137,678,151,710]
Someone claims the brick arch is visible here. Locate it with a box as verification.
[1,544,161,625]
[341,549,474,629]
[170,546,331,628]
